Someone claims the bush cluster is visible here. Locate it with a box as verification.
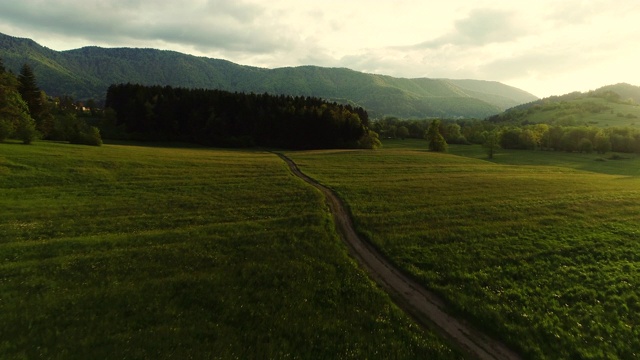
[0,60,102,146]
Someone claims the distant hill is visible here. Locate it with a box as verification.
[592,83,640,104]
[0,32,538,118]
[489,83,640,128]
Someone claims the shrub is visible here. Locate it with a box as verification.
[51,113,102,146]
[69,126,103,146]
[15,117,40,144]
[358,130,382,149]
[0,119,14,141]
[50,113,78,141]
[609,154,627,160]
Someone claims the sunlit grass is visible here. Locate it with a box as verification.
[287,145,640,359]
[385,138,640,176]
[448,143,640,177]
[0,140,460,359]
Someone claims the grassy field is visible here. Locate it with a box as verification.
[385,138,640,176]
[286,141,640,359]
[0,140,461,359]
[448,143,640,177]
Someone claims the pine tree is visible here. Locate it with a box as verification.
[17,63,43,119]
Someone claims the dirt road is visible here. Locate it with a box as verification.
[277,153,522,360]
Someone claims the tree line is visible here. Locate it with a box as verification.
[0,59,102,145]
[371,116,471,144]
[483,92,640,154]
[372,115,640,156]
[492,124,640,154]
[105,83,381,149]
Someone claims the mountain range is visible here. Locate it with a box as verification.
[0,32,538,118]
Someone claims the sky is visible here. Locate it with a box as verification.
[1,0,639,98]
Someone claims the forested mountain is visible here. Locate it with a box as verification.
[0,32,537,119]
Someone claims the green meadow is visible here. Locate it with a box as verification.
[286,140,640,359]
[0,141,460,359]
[446,141,640,177]
[4,138,640,360]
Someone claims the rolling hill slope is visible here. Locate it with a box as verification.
[0,32,538,118]
[489,83,640,127]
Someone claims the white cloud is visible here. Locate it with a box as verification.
[1,0,640,97]
[412,8,528,49]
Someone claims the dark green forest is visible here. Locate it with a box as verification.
[105,83,380,149]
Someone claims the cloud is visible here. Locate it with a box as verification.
[0,1,295,54]
[412,8,528,49]
[544,0,625,25]
[477,52,578,81]
[1,0,640,98]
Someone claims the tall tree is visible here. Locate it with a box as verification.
[482,130,501,159]
[0,69,39,143]
[425,119,447,152]
[18,63,44,119]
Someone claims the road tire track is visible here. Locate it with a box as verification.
[277,153,522,360]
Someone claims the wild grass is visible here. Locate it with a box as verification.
[0,140,461,359]
[286,144,640,359]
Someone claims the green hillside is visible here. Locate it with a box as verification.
[446,78,539,109]
[0,32,537,118]
[491,83,640,128]
[596,83,640,103]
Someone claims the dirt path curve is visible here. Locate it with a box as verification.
[277,153,522,360]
